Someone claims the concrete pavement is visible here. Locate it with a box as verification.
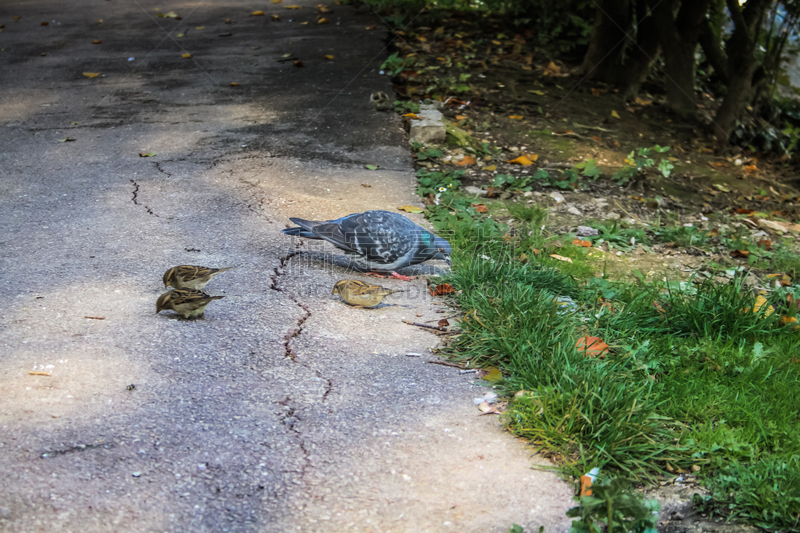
[0,1,573,531]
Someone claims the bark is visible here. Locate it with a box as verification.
[580,0,660,96]
[648,0,712,116]
[581,0,633,77]
[698,18,729,84]
[714,0,771,143]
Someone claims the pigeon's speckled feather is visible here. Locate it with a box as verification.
[282,210,451,271]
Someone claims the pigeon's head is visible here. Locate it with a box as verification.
[429,234,452,264]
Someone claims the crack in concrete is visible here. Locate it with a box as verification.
[269,251,302,292]
[282,302,310,360]
[153,162,172,178]
[130,179,159,217]
[277,399,312,478]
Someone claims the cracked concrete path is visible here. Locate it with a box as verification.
[0,1,574,531]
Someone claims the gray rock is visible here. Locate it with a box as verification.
[464,186,487,196]
[549,191,566,203]
[409,106,446,144]
[566,205,582,216]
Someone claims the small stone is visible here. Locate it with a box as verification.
[523,191,532,197]
[577,226,599,237]
[548,191,565,203]
[567,205,582,216]
[604,212,621,220]
[132,471,142,477]
[464,186,486,196]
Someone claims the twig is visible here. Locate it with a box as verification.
[403,319,444,331]
[84,316,105,320]
[426,360,467,369]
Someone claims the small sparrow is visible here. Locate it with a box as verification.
[332,279,403,308]
[163,265,235,290]
[156,289,224,319]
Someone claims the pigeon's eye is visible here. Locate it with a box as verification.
[439,248,445,253]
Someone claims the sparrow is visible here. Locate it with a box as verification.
[332,279,404,308]
[282,210,451,278]
[162,265,235,290]
[156,289,224,319]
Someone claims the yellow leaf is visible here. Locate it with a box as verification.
[507,155,535,166]
[323,54,334,60]
[634,97,652,106]
[403,113,421,119]
[271,14,280,20]
[82,72,100,78]
[528,89,545,96]
[455,114,467,120]
[484,164,497,171]
[491,40,501,45]
[457,156,475,166]
[753,295,774,317]
[611,110,620,119]
[251,10,265,15]
[285,5,301,8]
[549,254,573,263]
[416,35,427,42]
[272,0,282,2]
[195,26,204,30]
[181,53,193,58]
[229,82,240,86]
[508,115,524,120]
[398,205,424,213]
[483,367,502,382]
[300,21,309,25]
[317,17,329,23]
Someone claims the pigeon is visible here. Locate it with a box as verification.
[282,210,451,277]
[156,289,224,319]
[332,279,404,308]
[163,265,235,290]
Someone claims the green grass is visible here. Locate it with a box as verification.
[415,150,800,531]
[431,216,800,530]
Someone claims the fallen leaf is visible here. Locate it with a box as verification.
[477,401,499,414]
[292,60,303,67]
[483,164,497,171]
[611,110,620,119]
[472,203,488,213]
[730,250,749,258]
[519,253,528,263]
[300,21,309,25]
[323,54,334,60]
[361,183,371,188]
[753,295,774,317]
[271,14,280,20]
[403,113,421,119]
[529,89,545,96]
[757,239,772,251]
[251,10,265,15]
[365,164,379,170]
[57,137,76,142]
[757,219,788,234]
[285,4,301,8]
[139,152,156,157]
[710,161,727,168]
[745,164,758,173]
[229,82,240,86]
[438,319,450,329]
[28,371,52,376]
[430,283,455,296]
[317,17,329,23]
[82,72,100,78]
[455,114,467,120]
[549,254,573,263]
[92,40,102,44]
[781,316,798,327]
[162,11,179,18]
[457,156,475,166]
[508,115,524,120]
[482,367,502,382]
[366,25,376,30]
[572,239,591,247]
[182,53,193,58]
[713,183,731,193]
[576,336,609,357]
[398,205,424,213]
[195,26,205,30]
[507,155,535,166]
[634,97,652,106]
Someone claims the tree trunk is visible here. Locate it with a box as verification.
[581,0,632,78]
[581,0,660,97]
[648,0,712,116]
[714,0,772,144]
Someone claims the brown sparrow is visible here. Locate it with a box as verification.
[156,289,224,319]
[332,279,403,308]
[163,265,234,290]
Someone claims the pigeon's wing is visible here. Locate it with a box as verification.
[335,211,417,265]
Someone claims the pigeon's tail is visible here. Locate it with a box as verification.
[282,227,318,238]
[282,217,323,239]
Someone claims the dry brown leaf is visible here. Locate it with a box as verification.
[92,40,102,44]
[251,10,265,15]
[229,82,240,86]
[323,54,334,60]
[28,371,52,376]
[317,17,329,23]
[472,203,488,213]
[572,239,591,247]
[430,283,455,296]
[292,60,303,67]
[549,254,573,263]
[507,155,534,166]
[576,336,609,357]
[457,156,475,166]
